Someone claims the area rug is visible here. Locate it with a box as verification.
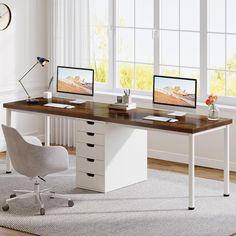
[0,157,236,236]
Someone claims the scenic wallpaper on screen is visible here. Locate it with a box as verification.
[57,67,93,95]
[154,77,196,107]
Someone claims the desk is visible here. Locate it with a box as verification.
[3,97,232,210]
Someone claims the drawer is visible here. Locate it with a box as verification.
[77,119,106,134]
[76,157,105,175]
[76,171,104,192]
[77,131,105,145]
[76,142,105,160]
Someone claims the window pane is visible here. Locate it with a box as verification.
[180,0,200,31]
[117,62,134,89]
[208,33,225,70]
[180,32,200,67]
[135,29,153,63]
[135,64,153,91]
[227,35,236,71]
[90,0,108,26]
[116,28,134,61]
[91,60,108,83]
[160,66,180,77]
[208,70,225,95]
[160,0,179,30]
[180,68,200,96]
[227,0,236,33]
[135,0,153,28]
[226,72,236,97]
[90,26,108,61]
[116,0,134,27]
[160,31,179,66]
[208,0,225,32]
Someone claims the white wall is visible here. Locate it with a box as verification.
[0,0,48,151]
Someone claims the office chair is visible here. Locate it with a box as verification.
[1,125,74,215]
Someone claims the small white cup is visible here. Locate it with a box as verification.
[43,91,52,99]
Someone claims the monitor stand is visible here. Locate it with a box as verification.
[153,104,196,116]
[168,111,186,117]
[69,99,86,104]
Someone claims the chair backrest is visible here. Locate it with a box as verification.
[2,124,69,177]
[2,125,33,175]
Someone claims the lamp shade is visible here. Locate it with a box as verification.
[37,57,49,67]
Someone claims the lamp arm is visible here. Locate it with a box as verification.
[19,80,31,99]
[18,61,39,99]
[18,62,39,82]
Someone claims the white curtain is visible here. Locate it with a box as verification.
[48,0,91,146]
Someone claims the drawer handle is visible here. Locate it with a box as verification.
[87,158,95,163]
[87,173,95,177]
[87,132,95,136]
[87,143,95,147]
[87,121,95,125]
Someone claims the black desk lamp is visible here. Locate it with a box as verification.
[18,57,49,103]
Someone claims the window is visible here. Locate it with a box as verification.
[208,0,236,97]
[88,0,236,104]
[116,0,154,92]
[159,0,200,95]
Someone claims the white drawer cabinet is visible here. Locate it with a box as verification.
[76,171,105,192]
[76,157,104,175]
[77,131,105,145]
[75,120,147,193]
[77,119,105,134]
[76,142,105,160]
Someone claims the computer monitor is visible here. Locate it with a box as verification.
[153,75,197,111]
[57,66,94,96]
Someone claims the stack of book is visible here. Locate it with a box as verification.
[108,102,136,111]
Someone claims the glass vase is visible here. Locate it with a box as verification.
[208,104,219,120]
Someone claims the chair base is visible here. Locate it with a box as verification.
[2,178,74,215]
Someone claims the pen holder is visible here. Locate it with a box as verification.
[123,95,132,104]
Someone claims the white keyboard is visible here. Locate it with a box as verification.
[44,103,74,109]
[168,111,186,117]
[143,115,171,122]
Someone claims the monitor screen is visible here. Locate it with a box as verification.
[57,66,94,96]
[153,75,197,108]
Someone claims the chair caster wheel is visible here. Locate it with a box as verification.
[10,194,16,198]
[40,208,45,215]
[2,204,9,211]
[68,200,74,207]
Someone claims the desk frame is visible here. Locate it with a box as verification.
[4,108,230,210]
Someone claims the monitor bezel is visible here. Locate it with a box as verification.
[153,75,197,109]
[56,66,94,97]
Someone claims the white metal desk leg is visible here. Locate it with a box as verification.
[224,125,230,197]
[45,116,50,146]
[188,134,195,210]
[6,109,12,174]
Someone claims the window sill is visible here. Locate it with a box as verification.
[95,91,236,113]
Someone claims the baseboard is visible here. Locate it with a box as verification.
[0,138,6,152]
[148,149,236,171]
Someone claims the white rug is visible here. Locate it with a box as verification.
[0,158,236,236]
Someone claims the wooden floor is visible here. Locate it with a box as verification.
[0,150,235,236]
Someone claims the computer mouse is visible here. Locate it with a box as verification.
[169,119,178,123]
